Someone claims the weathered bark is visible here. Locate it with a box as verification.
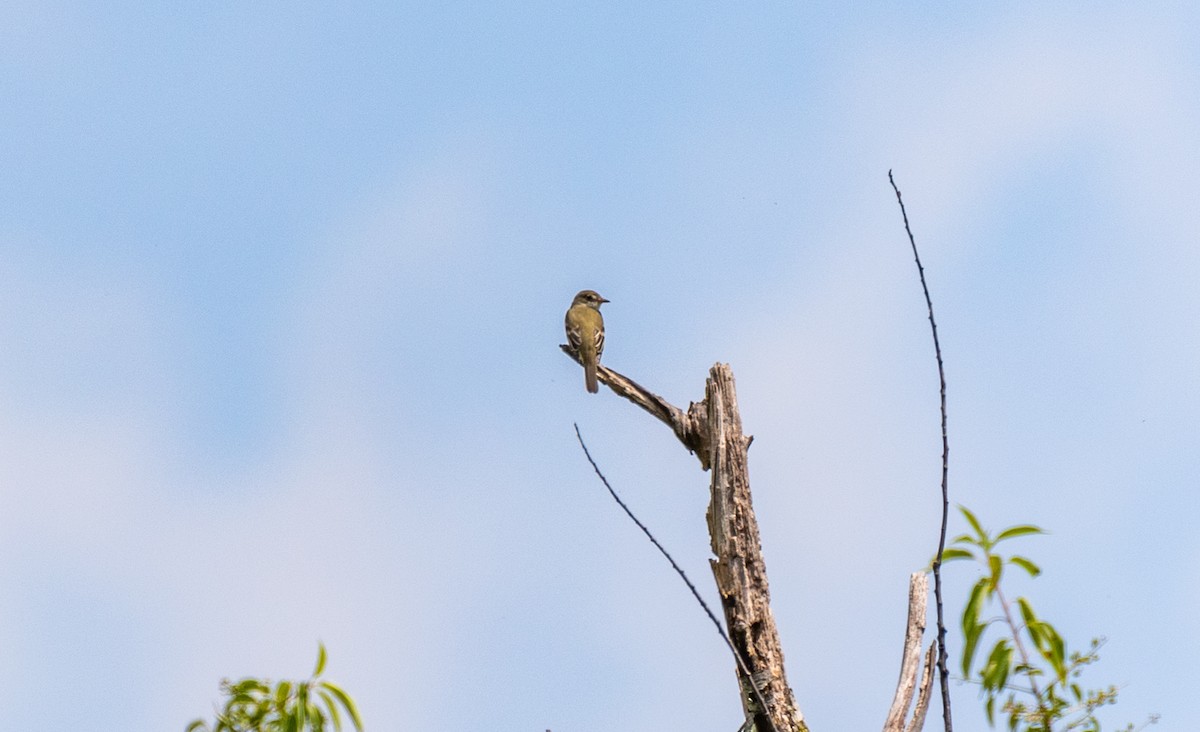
[883,572,936,732]
[703,365,807,732]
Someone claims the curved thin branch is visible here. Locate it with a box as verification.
[574,425,778,732]
[889,170,953,732]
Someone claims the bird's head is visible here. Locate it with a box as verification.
[572,289,610,310]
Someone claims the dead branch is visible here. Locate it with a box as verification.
[564,348,806,732]
[560,345,709,466]
[884,572,937,732]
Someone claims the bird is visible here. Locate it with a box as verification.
[564,289,609,393]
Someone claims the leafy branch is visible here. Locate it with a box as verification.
[944,506,1147,732]
[187,643,363,732]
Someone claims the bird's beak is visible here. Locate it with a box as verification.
[600,297,610,303]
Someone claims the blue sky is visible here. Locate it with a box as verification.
[1,3,1196,730]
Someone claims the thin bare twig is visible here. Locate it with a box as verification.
[888,170,953,732]
[573,424,779,732]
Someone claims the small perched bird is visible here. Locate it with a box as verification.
[564,289,609,393]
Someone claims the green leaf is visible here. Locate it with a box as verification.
[308,702,325,732]
[1017,596,1037,627]
[1008,555,1041,577]
[940,547,975,562]
[961,578,989,676]
[995,524,1044,543]
[295,695,307,730]
[252,700,271,726]
[1026,621,1048,658]
[964,578,988,623]
[276,681,293,710]
[988,553,1003,587]
[981,639,1012,692]
[959,505,987,544]
[320,682,364,731]
[231,678,269,696]
[1048,628,1067,680]
[314,642,328,677]
[319,689,344,732]
[186,721,209,732]
[962,621,984,678]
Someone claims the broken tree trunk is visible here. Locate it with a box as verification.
[564,349,933,732]
[562,349,807,732]
[883,572,937,732]
[703,365,807,732]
